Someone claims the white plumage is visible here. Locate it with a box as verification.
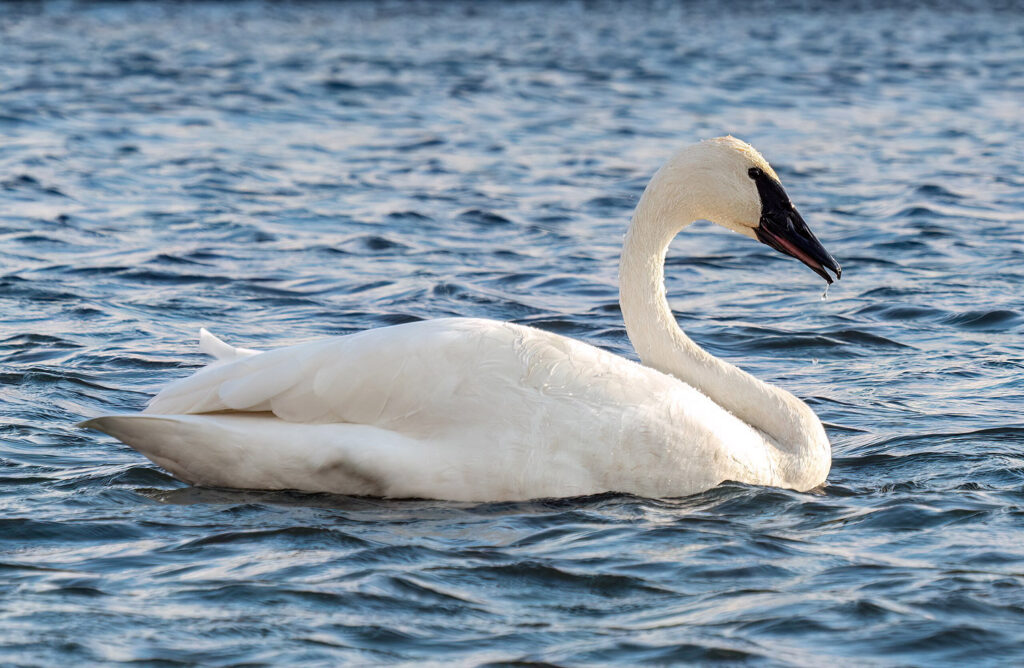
[82,136,840,501]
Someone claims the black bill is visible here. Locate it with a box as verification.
[748,167,842,284]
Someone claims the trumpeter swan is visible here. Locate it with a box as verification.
[82,136,841,501]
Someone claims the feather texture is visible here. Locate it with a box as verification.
[96,318,776,501]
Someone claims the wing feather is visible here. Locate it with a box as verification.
[144,318,691,447]
[146,319,515,425]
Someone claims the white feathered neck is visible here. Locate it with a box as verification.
[618,138,829,489]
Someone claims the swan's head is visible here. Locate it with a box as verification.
[647,136,842,283]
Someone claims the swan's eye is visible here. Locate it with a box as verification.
[748,167,763,179]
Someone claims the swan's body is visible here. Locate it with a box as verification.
[83,137,842,501]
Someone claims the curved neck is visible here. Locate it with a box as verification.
[618,190,828,484]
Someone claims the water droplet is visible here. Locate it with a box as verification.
[821,284,830,300]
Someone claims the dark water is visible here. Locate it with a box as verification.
[2,1,1023,664]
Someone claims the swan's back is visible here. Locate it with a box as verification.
[112,318,775,500]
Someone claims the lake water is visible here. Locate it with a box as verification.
[2,1,1023,665]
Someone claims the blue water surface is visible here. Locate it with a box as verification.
[2,1,1023,665]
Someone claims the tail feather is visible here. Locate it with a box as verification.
[198,328,260,361]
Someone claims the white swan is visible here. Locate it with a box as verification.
[82,137,841,502]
